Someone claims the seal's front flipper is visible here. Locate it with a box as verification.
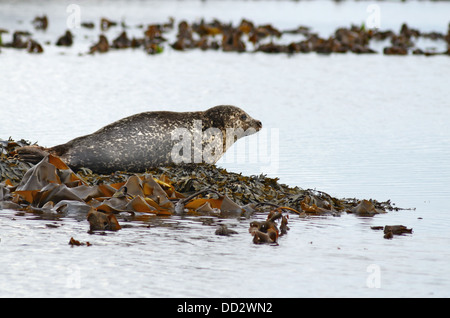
[16,146,49,164]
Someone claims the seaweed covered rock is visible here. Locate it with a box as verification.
[1,138,396,221]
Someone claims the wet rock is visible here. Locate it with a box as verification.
[215,224,238,236]
[56,30,73,47]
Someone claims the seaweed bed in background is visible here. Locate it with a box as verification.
[0,138,409,244]
[0,15,449,56]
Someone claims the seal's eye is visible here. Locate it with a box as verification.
[240,114,247,121]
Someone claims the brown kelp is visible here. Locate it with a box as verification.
[371,224,413,240]
[1,138,397,227]
[1,137,407,245]
[1,15,449,56]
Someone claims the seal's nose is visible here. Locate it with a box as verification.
[256,120,262,129]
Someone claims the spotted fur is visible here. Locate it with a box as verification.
[48,105,262,173]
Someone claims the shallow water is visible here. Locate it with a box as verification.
[1,0,450,298]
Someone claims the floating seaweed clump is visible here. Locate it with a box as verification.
[249,209,290,245]
[1,31,44,53]
[1,138,398,243]
[371,225,413,240]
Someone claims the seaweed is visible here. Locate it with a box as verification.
[1,138,402,244]
[1,15,449,56]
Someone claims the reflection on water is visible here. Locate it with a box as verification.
[1,0,450,298]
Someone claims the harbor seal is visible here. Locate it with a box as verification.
[17,105,262,174]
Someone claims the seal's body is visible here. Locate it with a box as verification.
[18,105,262,174]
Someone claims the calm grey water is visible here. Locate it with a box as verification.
[0,0,450,298]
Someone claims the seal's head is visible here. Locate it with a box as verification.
[203,105,262,133]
